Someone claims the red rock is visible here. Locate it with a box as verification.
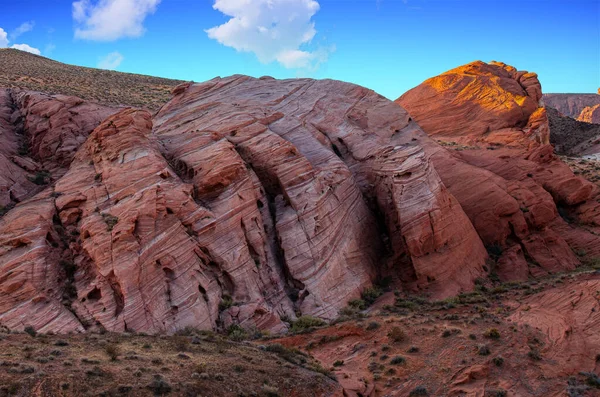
[14,90,118,175]
[397,61,600,281]
[0,77,488,333]
[543,92,600,119]
[577,103,600,124]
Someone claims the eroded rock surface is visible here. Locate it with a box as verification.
[543,91,600,119]
[0,78,488,333]
[397,61,600,281]
[578,104,600,124]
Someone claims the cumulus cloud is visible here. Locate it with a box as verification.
[10,44,41,55]
[0,28,8,48]
[0,26,41,55]
[73,0,161,41]
[98,51,124,70]
[206,0,331,70]
[10,21,35,40]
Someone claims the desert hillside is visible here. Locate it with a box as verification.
[0,49,183,110]
[1,59,600,396]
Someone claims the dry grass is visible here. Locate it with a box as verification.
[0,330,338,396]
[0,48,184,110]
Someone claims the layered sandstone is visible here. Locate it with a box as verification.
[0,78,488,334]
[397,61,600,281]
[543,92,600,119]
[578,103,600,124]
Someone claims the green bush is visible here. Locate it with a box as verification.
[290,316,326,333]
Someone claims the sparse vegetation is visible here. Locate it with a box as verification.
[0,48,183,110]
[28,170,50,185]
[387,326,407,342]
[409,386,428,396]
[23,326,36,338]
[290,316,326,333]
[104,343,120,361]
[478,345,491,356]
[390,356,406,365]
[484,328,501,339]
[101,213,119,231]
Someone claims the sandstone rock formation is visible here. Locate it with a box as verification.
[578,103,600,124]
[397,61,600,282]
[543,92,600,119]
[0,78,488,334]
[0,88,117,211]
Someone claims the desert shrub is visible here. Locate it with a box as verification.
[333,360,344,367]
[29,170,50,186]
[390,356,406,365]
[23,326,37,338]
[477,345,491,356]
[528,348,542,361]
[290,316,326,333]
[227,324,248,341]
[492,356,504,366]
[484,328,501,339]
[407,346,420,353]
[101,213,119,231]
[388,327,406,342]
[442,328,461,338]
[361,286,383,305]
[366,321,380,331]
[218,294,234,311]
[409,386,428,396]
[104,343,120,361]
[348,299,366,310]
[147,375,172,395]
[581,372,600,388]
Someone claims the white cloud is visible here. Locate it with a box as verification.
[10,21,35,40]
[0,28,8,48]
[73,0,161,41]
[206,0,330,70]
[97,51,124,70]
[10,44,41,55]
[0,26,41,55]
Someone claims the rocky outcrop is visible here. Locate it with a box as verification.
[543,92,600,119]
[578,103,600,124]
[397,61,600,281]
[0,78,488,334]
[0,88,117,210]
[398,61,548,147]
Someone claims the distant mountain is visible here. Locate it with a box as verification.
[543,91,600,119]
[0,48,183,110]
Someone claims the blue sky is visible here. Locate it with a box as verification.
[0,0,598,99]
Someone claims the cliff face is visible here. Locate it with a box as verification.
[578,103,600,124]
[0,79,488,334]
[397,61,600,282]
[543,92,600,119]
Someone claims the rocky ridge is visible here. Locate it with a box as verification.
[1,60,600,339]
[397,61,600,282]
[0,78,487,334]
